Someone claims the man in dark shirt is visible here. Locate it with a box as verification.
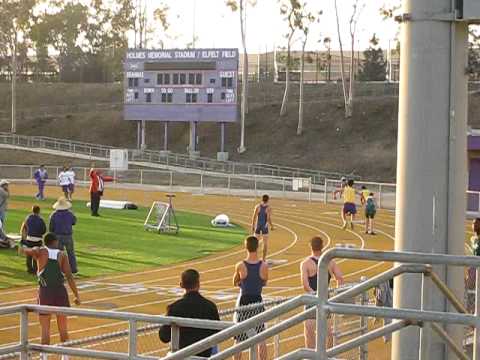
[49,197,78,274]
[20,205,47,273]
[159,269,220,357]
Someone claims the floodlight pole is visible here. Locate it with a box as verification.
[393,0,468,359]
[11,29,17,134]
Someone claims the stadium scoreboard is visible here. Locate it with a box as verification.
[124,48,239,123]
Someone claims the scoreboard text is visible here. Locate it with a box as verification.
[123,48,239,123]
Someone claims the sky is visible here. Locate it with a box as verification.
[141,0,401,52]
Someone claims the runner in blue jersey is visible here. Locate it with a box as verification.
[233,236,268,360]
[300,236,343,349]
[251,194,274,260]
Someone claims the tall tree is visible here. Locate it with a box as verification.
[226,0,256,153]
[31,2,89,82]
[334,0,363,118]
[297,6,318,135]
[323,36,332,82]
[358,34,387,81]
[279,0,302,117]
[0,0,37,133]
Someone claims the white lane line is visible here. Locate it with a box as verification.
[0,211,301,334]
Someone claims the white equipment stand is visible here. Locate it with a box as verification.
[144,194,179,234]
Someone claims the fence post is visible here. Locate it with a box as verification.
[274,317,280,358]
[332,288,338,347]
[360,276,368,360]
[170,171,173,189]
[254,175,257,198]
[282,177,286,199]
[171,325,180,353]
[477,192,480,213]
[419,273,432,359]
[128,319,137,359]
[83,167,87,182]
[200,173,204,193]
[30,166,34,185]
[20,308,28,360]
[474,267,480,360]
[378,184,383,209]
[308,177,312,202]
[113,169,117,184]
[249,345,258,360]
[140,170,143,185]
[324,179,328,204]
[228,175,231,196]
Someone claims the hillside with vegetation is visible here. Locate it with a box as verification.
[1,82,480,182]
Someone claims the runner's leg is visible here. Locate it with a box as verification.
[39,314,51,345]
[56,314,69,342]
[304,319,316,348]
[262,234,269,260]
[258,340,267,360]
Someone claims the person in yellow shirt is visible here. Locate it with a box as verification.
[340,179,357,230]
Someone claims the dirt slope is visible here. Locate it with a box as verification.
[1,82,480,181]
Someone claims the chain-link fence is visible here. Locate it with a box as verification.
[0,284,373,360]
[324,178,397,210]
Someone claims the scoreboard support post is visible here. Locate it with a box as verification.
[136,121,141,149]
[217,122,229,161]
[163,122,169,152]
[140,120,146,150]
[189,121,200,159]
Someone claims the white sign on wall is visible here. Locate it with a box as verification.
[110,149,129,170]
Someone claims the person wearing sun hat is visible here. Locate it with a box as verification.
[0,179,10,225]
[49,197,78,274]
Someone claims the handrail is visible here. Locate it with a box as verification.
[315,248,480,360]
[22,304,231,330]
[2,250,479,359]
[0,132,344,182]
[161,295,317,360]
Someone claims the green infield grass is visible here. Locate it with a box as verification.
[0,196,246,289]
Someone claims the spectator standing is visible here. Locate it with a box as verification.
[0,219,14,248]
[58,167,71,200]
[19,232,81,360]
[159,269,220,357]
[33,165,48,200]
[49,197,78,274]
[232,236,268,360]
[0,179,9,224]
[89,165,113,217]
[20,205,47,273]
[65,167,76,201]
[300,236,343,349]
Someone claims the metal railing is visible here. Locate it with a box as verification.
[0,304,232,360]
[163,248,480,360]
[0,164,315,202]
[2,249,477,359]
[0,132,348,183]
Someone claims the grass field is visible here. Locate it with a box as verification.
[0,196,246,289]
